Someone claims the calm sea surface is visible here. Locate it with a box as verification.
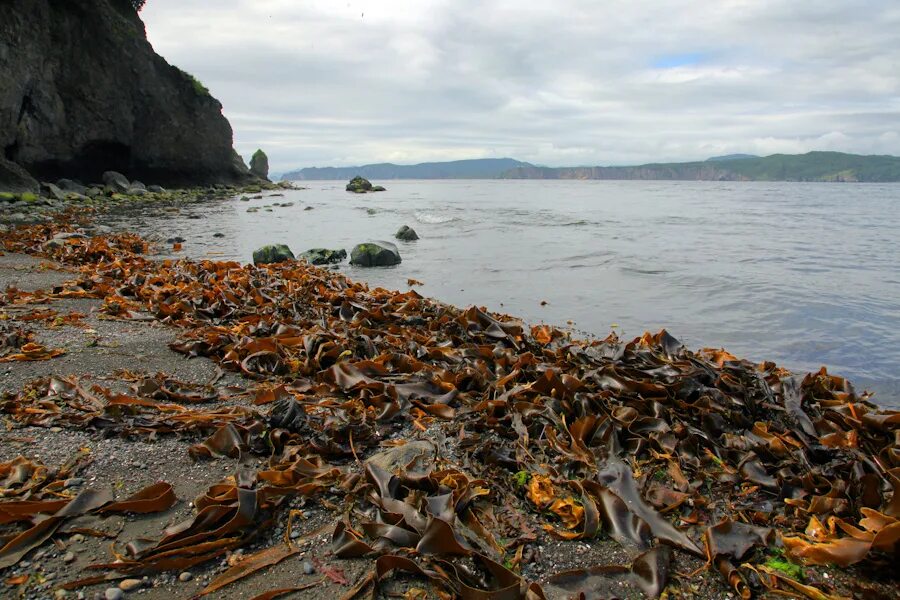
[117,180,900,408]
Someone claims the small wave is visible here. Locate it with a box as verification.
[415,212,458,224]
[620,266,672,276]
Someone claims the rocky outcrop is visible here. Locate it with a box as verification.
[350,242,401,267]
[346,176,386,193]
[252,244,295,265]
[395,225,419,241]
[0,0,252,187]
[250,149,270,181]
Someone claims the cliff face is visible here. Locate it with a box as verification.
[0,0,251,187]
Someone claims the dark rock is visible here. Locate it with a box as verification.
[395,225,419,241]
[85,187,102,198]
[56,178,87,194]
[40,182,67,201]
[147,184,165,193]
[346,176,373,193]
[166,236,186,244]
[299,248,347,265]
[102,171,130,192]
[371,185,386,192]
[0,157,38,193]
[249,149,270,181]
[350,241,401,267]
[0,0,252,186]
[212,232,225,238]
[253,244,295,265]
[129,180,147,191]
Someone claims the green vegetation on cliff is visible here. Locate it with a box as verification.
[501,152,900,182]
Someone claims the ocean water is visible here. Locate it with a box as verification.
[119,180,900,408]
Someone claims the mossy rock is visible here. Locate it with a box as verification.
[0,192,16,202]
[299,248,347,265]
[20,192,38,202]
[346,176,373,193]
[350,241,401,267]
[253,244,295,265]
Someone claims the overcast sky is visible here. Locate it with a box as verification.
[142,0,900,172]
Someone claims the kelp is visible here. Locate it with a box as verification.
[0,223,898,598]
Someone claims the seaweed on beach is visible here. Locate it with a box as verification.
[0,222,898,598]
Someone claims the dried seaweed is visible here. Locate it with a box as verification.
[0,223,898,598]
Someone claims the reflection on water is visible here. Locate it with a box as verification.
[102,180,900,407]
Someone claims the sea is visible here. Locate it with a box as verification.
[116,180,900,408]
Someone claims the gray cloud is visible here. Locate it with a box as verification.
[142,0,900,171]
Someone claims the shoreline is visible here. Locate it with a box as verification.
[0,198,897,600]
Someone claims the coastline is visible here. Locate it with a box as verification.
[0,195,897,600]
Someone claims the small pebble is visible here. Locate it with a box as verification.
[302,561,315,575]
[54,590,68,599]
[119,579,142,592]
[71,534,85,543]
[63,552,75,563]
[104,588,124,600]
[178,571,193,582]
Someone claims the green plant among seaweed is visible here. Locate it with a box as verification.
[764,547,804,580]
[513,470,530,487]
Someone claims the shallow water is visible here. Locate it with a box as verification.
[112,180,900,407]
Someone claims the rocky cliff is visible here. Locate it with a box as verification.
[0,0,251,188]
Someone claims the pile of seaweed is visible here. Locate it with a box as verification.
[1,220,898,599]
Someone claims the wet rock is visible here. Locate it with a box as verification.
[102,171,130,192]
[166,236,186,244]
[299,248,347,265]
[213,232,225,238]
[371,185,386,192]
[147,185,166,193]
[250,149,270,181]
[395,225,419,241]
[253,244,295,265]
[104,588,123,600]
[366,441,436,475]
[350,241,401,267]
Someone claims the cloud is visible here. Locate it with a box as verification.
[141,0,900,171]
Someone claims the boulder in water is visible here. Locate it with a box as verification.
[250,149,270,181]
[395,225,419,241]
[299,248,347,265]
[350,241,401,267]
[252,244,295,265]
[346,176,385,193]
[346,176,372,193]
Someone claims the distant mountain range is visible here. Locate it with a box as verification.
[281,152,900,182]
[281,158,530,181]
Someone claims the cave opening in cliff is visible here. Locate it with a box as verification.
[73,140,133,182]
